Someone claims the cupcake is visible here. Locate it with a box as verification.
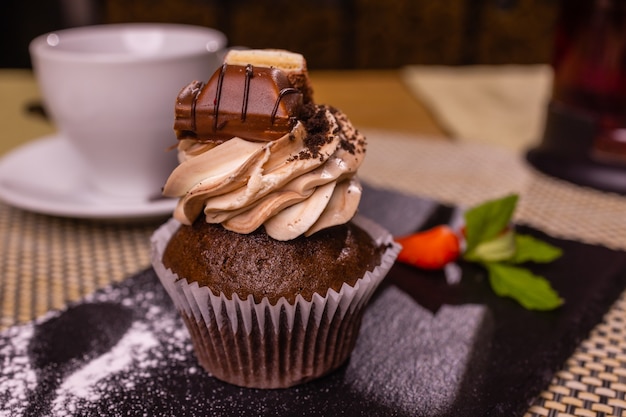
[151,49,400,388]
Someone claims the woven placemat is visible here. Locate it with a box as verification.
[1,130,626,415]
[362,129,626,253]
[527,289,626,417]
[0,204,156,330]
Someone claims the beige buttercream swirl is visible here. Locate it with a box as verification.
[163,107,366,241]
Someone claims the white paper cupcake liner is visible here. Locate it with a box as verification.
[151,215,400,388]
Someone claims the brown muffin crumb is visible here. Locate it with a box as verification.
[162,219,384,304]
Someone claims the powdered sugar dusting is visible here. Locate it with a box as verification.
[53,321,158,403]
[0,269,196,417]
[0,325,36,417]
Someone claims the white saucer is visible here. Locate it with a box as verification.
[0,134,177,220]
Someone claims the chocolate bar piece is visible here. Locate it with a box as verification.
[174,64,303,142]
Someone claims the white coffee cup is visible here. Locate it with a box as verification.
[29,23,227,202]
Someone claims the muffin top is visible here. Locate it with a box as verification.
[162,218,384,304]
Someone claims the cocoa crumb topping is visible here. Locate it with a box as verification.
[299,103,333,160]
[287,103,364,162]
[329,107,364,156]
[340,138,357,154]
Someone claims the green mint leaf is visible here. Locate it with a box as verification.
[485,263,563,311]
[509,234,563,264]
[464,194,518,253]
[464,228,516,263]
[460,194,564,311]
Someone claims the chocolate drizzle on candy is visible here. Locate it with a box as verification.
[174,63,304,143]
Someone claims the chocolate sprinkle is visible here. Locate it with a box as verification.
[296,104,333,160]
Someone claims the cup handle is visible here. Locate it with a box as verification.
[216,46,249,63]
[24,100,49,121]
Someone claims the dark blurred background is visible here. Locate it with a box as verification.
[0,0,559,69]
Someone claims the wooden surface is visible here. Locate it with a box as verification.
[310,70,447,138]
[0,68,447,157]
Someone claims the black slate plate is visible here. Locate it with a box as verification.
[2,184,626,417]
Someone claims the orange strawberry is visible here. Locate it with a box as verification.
[395,225,461,270]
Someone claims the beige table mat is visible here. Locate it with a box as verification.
[362,129,626,252]
[0,206,157,329]
[402,65,553,153]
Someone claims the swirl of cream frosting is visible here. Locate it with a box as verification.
[162,105,366,241]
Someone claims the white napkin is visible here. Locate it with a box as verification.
[402,65,553,152]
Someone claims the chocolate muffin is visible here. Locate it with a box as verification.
[151,49,400,388]
[152,215,398,388]
[163,219,384,304]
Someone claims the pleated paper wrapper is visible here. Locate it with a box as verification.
[151,215,400,388]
